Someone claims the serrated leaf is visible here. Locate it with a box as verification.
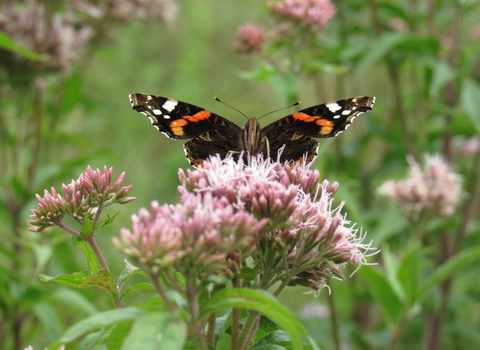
[40,269,118,297]
[252,317,280,345]
[100,211,121,228]
[72,236,99,273]
[118,259,145,285]
[121,311,186,350]
[199,288,305,350]
[59,307,146,343]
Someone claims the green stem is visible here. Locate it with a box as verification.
[238,311,262,350]
[327,291,341,350]
[387,310,410,350]
[150,271,177,313]
[230,274,241,350]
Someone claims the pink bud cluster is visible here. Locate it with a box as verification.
[29,166,135,232]
[114,193,267,277]
[117,154,372,292]
[378,155,462,218]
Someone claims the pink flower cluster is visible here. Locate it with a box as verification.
[116,154,372,292]
[234,23,266,54]
[378,155,462,218]
[268,0,337,31]
[30,166,135,232]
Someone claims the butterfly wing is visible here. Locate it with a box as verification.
[129,93,243,166]
[262,96,375,162]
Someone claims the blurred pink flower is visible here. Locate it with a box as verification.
[0,0,93,71]
[30,166,135,232]
[268,0,336,31]
[378,155,462,218]
[458,136,480,156]
[234,23,266,54]
[24,346,64,350]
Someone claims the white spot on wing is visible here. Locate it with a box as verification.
[326,103,342,113]
[341,109,351,115]
[163,99,178,112]
[152,109,162,115]
[146,95,153,100]
[164,115,171,119]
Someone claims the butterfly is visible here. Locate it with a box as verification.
[129,93,375,167]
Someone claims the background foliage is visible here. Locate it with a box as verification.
[0,0,479,349]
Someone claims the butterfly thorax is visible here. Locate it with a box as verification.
[241,118,267,156]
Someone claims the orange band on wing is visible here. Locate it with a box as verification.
[292,112,317,123]
[315,119,334,127]
[185,110,212,122]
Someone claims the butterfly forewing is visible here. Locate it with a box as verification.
[129,93,241,140]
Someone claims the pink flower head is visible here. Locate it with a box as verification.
[128,153,374,293]
[378,154,462,218]
[234,23,266,54]
[29,166,135,232]
[114,193,267,276]
[268,0,336,31]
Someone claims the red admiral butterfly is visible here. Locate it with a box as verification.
[129,93,375,167]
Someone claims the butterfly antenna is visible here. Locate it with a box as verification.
[257,101,301,120]
[214,97,249,121]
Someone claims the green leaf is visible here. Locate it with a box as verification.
[118,259,145,285]
[199,288,305,350]
[397,244,419,306]
[40,269,118,298]
[417,245,480,303]
[121,311,186,350]
[120,283,154,301]
[0,32,48,61]
[240,267,257,280]
[59,73,82,115]
[252,316,279,345]
[100,211,122,228]
[428,60,454,99]
[72,236,99,273]
[81,215,95,237]
[108,320,134,350]
[59,307,146,343]
[355,32,407,72]
[360,265,403,325]
[460,78,480,132]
